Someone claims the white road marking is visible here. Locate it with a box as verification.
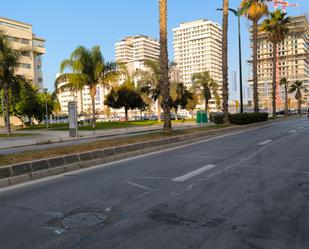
[298,126,304,130]
[173,164,215,182]
[258,139,272,146]
[289,130,297,133]
[125,181,153,191]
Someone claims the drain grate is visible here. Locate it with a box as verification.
[61,212,107,228]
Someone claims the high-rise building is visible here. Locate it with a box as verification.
[0,17,46,89]
[172,19,222,87]
[249,15,309,110]
[56,74,106,116]
[115,35,160,75]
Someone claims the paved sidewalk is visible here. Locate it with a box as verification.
[0,122,203,155]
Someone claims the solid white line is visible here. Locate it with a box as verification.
[173,164,215,182]
[258,139,272,146]
[125,181,152,191]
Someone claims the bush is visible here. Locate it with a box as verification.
[213,113,268,125]
[213,114,224,124]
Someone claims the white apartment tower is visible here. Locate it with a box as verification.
[172,19,222,87]
[115,35,160,75]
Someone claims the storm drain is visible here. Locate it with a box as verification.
[61,212,107,228]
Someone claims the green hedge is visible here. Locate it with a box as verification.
[213,113,268,125]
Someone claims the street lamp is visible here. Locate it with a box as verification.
[217,7,244,113]
[43,88,48,128]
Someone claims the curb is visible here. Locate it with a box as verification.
[0,118,293,188]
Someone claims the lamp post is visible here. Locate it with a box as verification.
[217,7,244,113]
[43,88,48,128]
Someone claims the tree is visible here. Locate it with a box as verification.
[159,0,172,133]
[192,71,220,112]
[105,79,147,121]
[170,82,193,119]
[0,31,22,134]
[58,46,118,128]
[280,77,289,116]
[240,0,269,113]
[222,0,230,124]
[136,60,161,117]
[260,10,290,117]
[289,81,306,116]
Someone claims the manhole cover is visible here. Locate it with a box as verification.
[61,212,107,228]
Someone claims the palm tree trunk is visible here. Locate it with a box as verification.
[298,99,302,117]
[222,0,229,124]
[4,83,11,135]
[90,86,97,128]
[272,42,277,118]
[252,20,259,113]
[284,82,288,116]
[205,98,209,113]
[1,90,5,127]
[125,107,128,121]
[159,0,172,133]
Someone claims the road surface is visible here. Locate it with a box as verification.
[0,118,308,249]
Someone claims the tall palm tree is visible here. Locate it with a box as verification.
[289,81,306,116]
[240,0,269,113]
[222,0,230,124]
[159,0,172,133]
[261,10,290,117]
[59,46,118,128]
[0,31,22,135]
[280,77,289,116]
[135,59,162,121]
[192,71,220,112]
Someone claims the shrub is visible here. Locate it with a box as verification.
[213,114,224,124]
[229,113,268,125]
[213,113,268,125]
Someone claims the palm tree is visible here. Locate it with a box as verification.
[192,71,220,113]
[240,0,269,113]
[59,46,118,128]
[159,0,172,133]
[0,31,22,135]
[289,81,306,116]
[280,77,289,116]
[222,0,230,124]
[135,59,162,121]
[261,10,290,117]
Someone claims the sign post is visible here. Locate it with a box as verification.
[68,101,78,137]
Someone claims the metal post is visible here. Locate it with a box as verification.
[238,15,244,113]
[43,88,48,128]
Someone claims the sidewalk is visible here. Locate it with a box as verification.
[0,122,204,155]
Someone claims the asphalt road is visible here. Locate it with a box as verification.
[0,118,309,249]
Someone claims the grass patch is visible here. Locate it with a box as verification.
[17,119,195,131]
[0,124,226,166]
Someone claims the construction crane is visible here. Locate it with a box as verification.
[272,1,298,12]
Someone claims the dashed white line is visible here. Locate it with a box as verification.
[258,139,272,146]
[298,126,304,130]
[125,181,153,191]
[289,130,297,133]
[173,164,215,182]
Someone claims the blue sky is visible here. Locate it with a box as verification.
[1,0,307,98]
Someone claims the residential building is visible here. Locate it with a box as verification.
[172,19,223,111]
[0,17,46,89]
[249,15,309,110]
[56,74,106,116]
[115,35,160,75]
